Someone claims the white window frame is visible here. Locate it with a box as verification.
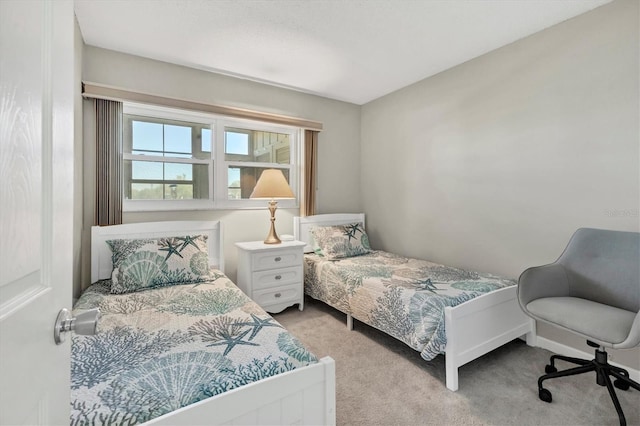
[122,103,300,212]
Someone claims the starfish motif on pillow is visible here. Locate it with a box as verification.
[177,235,200,251]
[159,240,184,260]
[343,223,362,241]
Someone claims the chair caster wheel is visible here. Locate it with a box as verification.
[539,388,552,403]
[614,379,630,391]
[545,365,557,374]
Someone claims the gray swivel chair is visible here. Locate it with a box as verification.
[518,228,640,426]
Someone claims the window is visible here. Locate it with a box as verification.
[123,104,299,211]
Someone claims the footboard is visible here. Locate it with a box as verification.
[146,357,336,425]
[444,286,535,391]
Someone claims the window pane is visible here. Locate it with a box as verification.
[132,161,163,180]
[164,124,192,154]
[228,167,241,199]
[165,184,193,200]
[131,183,164,200]
[233,130,290,164]
[201,128,212,153]
[228,167,240,187]
[126,160,209,200]
[132,121,163,153]
[165,162,192,181]
[225,131,249,155]
[227,166,289,199]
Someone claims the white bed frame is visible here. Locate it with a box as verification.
[294,213,536,392]
[90,220,336,425]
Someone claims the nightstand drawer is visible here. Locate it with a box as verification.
[252,266,302,290]
[252,284,301,307]
[251,249,302,271]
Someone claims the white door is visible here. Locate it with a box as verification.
[0,0,75,424]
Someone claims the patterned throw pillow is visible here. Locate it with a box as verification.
[106,235,214,294]
[310,222,372,260]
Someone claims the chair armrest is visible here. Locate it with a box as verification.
[517,263,570,310]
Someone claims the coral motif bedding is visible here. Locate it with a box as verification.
[304,250,515,361]
[70,274,318,425]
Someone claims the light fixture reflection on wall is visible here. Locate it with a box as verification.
[250,169,294,244]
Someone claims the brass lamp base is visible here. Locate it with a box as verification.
[263,200,281,244]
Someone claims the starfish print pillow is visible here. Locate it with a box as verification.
[310,222,372,260]
[106,235,218,294]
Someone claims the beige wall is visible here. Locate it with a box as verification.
[79,47,361,294]
[361,0,639,368]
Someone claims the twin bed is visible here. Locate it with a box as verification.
[294,213,536,392]
[71,221,335,425]
[71,214,534,424]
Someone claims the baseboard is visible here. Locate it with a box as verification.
[536,336,640,382]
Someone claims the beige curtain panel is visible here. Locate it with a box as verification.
[94,99,123,226]
[301,130,318,217]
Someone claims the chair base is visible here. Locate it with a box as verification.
[538,343,640,426]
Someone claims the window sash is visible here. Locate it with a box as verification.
[214,119,298,209]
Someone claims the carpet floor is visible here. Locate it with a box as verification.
[274,297,640,426]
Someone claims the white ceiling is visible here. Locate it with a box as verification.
[74,0,612,105]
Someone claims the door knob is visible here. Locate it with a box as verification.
[54,308,100,345]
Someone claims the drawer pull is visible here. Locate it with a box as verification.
[274,256,282,262]
[274,293,282,298]
[275,275,282,280]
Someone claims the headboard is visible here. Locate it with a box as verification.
[91,220,224,283]
[293,213,366,253]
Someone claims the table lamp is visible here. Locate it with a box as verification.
[250,169,294,244]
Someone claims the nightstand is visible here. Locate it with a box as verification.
[235,240,306,313]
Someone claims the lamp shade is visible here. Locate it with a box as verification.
[250,169,294,199]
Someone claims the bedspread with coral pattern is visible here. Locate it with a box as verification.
[304,251,515,361]
[70,273,317,425]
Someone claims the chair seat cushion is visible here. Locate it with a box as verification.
[526,297,636,345]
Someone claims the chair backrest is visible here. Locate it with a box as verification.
[558,228,639,313]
